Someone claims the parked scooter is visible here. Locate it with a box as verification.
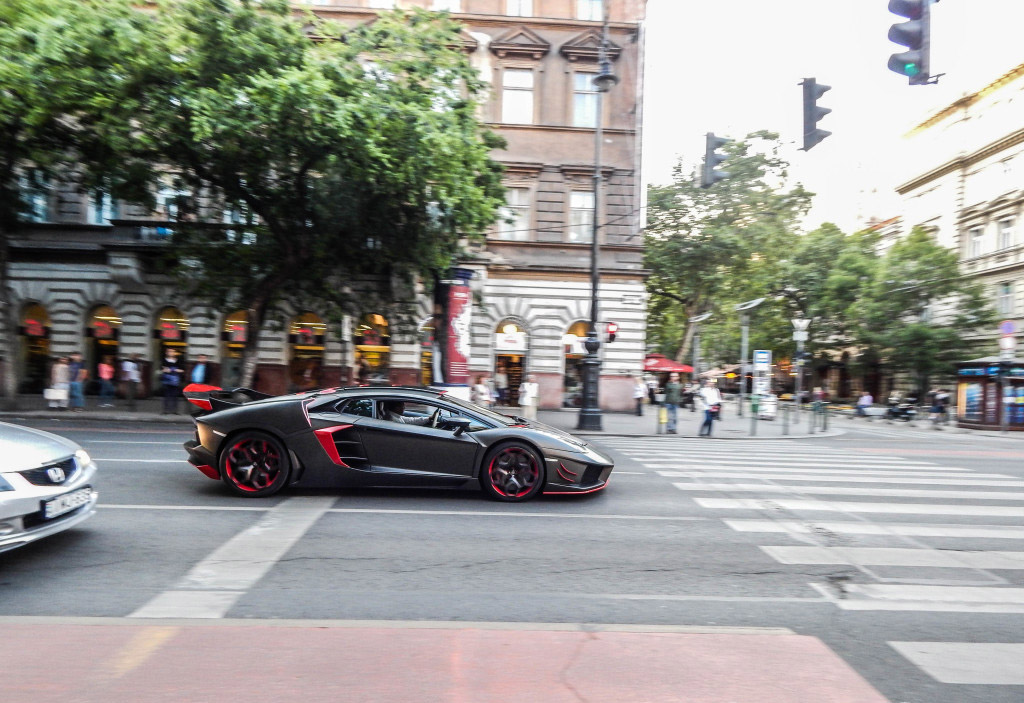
[886,398,918,422]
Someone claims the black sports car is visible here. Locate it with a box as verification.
[183,384,614,502]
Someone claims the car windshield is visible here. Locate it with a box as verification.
[443,394,518,426]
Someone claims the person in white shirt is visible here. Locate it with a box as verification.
[518,374,539,421]
[698,381,723,437]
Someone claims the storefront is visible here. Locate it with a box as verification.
[957,357,1024,430]
[354,313,390,385]
[561,321,589,408]
[288,312,326,391]
[153,306,189,364]
[87,305,121,383]
[420,318,437,386]
[18,303,51,393]
[494,320,527,406]
[221,310,248,388]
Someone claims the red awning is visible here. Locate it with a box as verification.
[644,354,694,373]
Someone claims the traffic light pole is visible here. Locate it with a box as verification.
[738,313,749,418]
[794,338,804,425]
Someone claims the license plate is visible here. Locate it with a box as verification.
[43,488,93,520]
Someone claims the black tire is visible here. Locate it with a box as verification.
[219,430,291,498]
[480,441,545,502]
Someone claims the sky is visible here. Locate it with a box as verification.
[641,1,1024,233]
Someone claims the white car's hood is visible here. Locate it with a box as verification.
[0,422,78,471]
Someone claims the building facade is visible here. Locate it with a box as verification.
[4,0,648,410]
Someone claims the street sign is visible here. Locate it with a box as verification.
[1000,320,1016,336]
[753,349,772,371]
[999,335,1017,351]
[792,331,808,342]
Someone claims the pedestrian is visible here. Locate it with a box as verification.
[855,390,873,419]
[160,348,185,414]
[633,376,646,416]
[936,388,950,423]
[663,372,681,433]
[191,353,210,385]
[698,380,723,437]
[121,353,141,410]
[97,355,116,407]
[494,366,509,405]
[68,351,87,412]
[518,373,539,421]
[48,356,70,410]
[471,375,491,407]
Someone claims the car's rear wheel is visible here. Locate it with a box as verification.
[220,431,290,497]
[480,442,545,502]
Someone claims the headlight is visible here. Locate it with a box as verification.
[74,449,92,468]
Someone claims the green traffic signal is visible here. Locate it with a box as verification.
[903,63,920,77]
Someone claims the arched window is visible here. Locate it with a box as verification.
[87,305,122,379]
[561,321,589,407]
[154,306,189,358]
[289,312,326,391]
[494,319,529,405]
[221,310,249,387]
[354,313,390,385]
[20,303,51,393]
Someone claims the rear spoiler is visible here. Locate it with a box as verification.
[182,383,273,414]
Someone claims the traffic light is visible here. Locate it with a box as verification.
[605,321,618,343]
[800,78,831,151]
[887,0,932,85]
[701,132,731,189]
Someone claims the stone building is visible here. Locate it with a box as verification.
[5,0,648,410]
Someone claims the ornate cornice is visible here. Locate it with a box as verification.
[896,126,1024,194]
[489,25,550,60]
[559,29,621,63]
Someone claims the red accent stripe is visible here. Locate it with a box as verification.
[559,462,578,476]
[188,462,219,480]
[188,398,213,411]
[314,426,353,467]
[183,383,222,394]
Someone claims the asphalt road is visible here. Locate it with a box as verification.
[2,415,1023,702]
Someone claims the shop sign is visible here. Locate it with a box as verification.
[23,318,46,337]
[445,284,471,384]
[958,368,986,376]
[494,331,526,351]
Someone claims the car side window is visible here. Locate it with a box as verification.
[340,398,375,418]
[438,407,490,432]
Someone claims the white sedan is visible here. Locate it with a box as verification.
[0,421,98,553]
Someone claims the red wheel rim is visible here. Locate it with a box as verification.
[224,439,283,492]
[488,447,539,498]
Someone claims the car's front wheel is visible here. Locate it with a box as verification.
[480,442,545,502]
[219,431,291,497]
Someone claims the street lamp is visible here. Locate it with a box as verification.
[792,317,810,423]
[689,312,712,382]
[734,298,765,417]
[577,10,618,431]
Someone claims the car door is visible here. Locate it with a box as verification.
[356,398,483,478]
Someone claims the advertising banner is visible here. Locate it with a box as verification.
[445,283,472,384]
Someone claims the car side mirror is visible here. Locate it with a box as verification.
[449,418,472,436]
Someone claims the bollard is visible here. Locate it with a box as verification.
[657,405,667,434]
[782,402,790,435]
[750,396,759,436]
[823,402,829,430]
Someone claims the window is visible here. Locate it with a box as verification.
[568,190,595,243]
[341,398,376,417]
[368,0,395,7]
[506,0,532,15]
[432,0,461,11]
[87,191,120,225]
[223,204,256,244]
[573,72,598,128]
[501,69,534,124]
[968,227,984,258]
[998,282,1014,315]
[999,218,1015,250]
[577,0,603,21]
[19,170,50,223]
[497,187,530,240]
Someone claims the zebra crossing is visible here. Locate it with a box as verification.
[597,436,1024,687]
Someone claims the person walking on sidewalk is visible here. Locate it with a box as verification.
[518,374,539,421]
[97,356,116,407]
[48,356,70,410]
[664,372,682,433]
[121,353,141,410]
[633,376,646,416]
[698,380,723,437]
[855,390,873,419]
[160,349,185,414]
[68,352,87,412]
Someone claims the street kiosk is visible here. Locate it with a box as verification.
[956,356,1024,431]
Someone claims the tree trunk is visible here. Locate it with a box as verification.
[673,303,700,364]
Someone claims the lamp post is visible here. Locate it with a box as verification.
[577,9,618,431]
[792,317,810,423]
[734,298,766,417]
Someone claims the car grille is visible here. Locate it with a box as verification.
[19,457,79,486]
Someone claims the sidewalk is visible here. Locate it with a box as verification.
[533,401,843,439]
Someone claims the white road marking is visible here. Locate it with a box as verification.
[84,440,183,445]
[811,584,1024,613]
[889,642,1024,684]
[130,496,335,619]
[675,483,1024,501]
[663,472,1021,486]
[762,546,1024,569]
[655,466,981,475]
[725,520,1024,540]
[694,498,1024,517]
[633,456,935,467]
[92,458,182,463]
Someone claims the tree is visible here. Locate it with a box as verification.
[77,0,504,386]
[0,0,154,408]
[645,131,811,365]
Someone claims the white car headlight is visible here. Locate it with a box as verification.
[75,448,92,468]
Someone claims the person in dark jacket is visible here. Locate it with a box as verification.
[160,349,185,414]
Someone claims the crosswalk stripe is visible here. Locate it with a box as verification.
[628,455,935,465]
[761,546,1024,569]
[810,584,1024,613]
[649,465,980,475]
[693,498,1024,516]
[724,520,1024,539]
[675,483,1024,501]
[889,642,1024,684]
[661,472,1024,486]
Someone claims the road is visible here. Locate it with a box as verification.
[1,416,1023,702]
